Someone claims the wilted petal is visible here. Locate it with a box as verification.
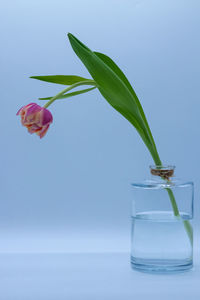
[36,124,50,138]
[16,103,36,116]
[41,108,53,126]
[27,124,41,134]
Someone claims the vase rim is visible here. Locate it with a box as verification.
[149,165,175,170]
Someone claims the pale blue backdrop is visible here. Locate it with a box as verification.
[1,0,200,255]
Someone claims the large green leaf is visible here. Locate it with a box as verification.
[67,33,161,164]
[39,86,96,100]
[94,52,135,95]
[30,75,94,85]
[94,51,160,160]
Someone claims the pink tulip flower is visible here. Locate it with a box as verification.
[17,103,53,138]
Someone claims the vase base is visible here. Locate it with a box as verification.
[131,256,193,274]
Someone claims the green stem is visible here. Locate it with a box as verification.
[166,188,179,216]
[150,145,192,245]
[166,187,193,245]
[43,80,97,108]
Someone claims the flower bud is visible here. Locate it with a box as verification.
[17,103,53,138]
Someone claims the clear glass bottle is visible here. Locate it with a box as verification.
[130,165,193,273]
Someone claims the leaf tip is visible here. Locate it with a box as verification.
[67,32,74,41]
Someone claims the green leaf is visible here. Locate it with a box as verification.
[39,86,96,100]
[94,51,159,160]
[30,75,94,85]
[67,33,161,164]
[94,52,135,95]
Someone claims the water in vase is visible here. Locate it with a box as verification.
[131,211,192,273]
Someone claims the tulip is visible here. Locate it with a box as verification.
[17,103,53,138]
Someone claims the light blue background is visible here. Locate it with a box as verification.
[1,1,200,299]
[1,0,200,256]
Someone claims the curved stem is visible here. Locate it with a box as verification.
[151,157,193,245]
[166,187,193,245]
[43,80,97,108]
[166,188,179,216]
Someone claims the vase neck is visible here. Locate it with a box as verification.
[150,165,175,180]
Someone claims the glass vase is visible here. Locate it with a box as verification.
[130,165,193,273]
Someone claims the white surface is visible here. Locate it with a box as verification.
[0,252,199,300]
